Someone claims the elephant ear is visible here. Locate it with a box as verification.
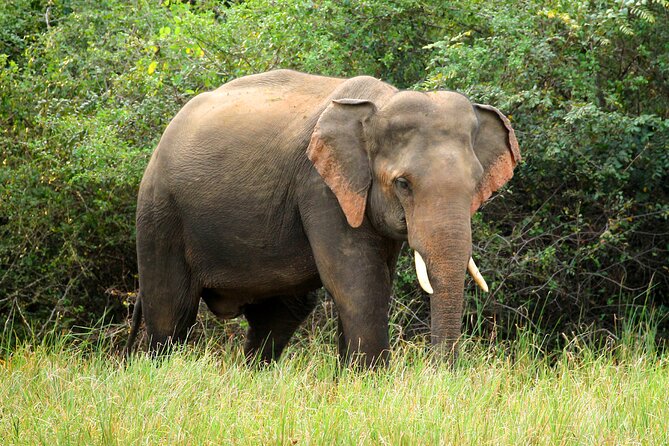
[307,99,376,228]
[470,104,521,214]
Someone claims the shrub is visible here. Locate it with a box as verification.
[1,0,667,348]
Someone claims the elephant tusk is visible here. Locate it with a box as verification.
[468,257,489,292]
[414,251,434,294]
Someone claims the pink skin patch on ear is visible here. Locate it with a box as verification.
[470,153,515,214]
[307,132,368,228]
[470,105,521,215]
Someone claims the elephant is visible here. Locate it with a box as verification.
[126,69,520,366]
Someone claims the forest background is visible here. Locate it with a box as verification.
[1,0,668,350]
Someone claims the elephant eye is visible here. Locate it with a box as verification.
[394,177,411,193]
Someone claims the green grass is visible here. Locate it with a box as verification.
[1,334,667,445]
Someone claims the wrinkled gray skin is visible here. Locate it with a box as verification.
[128,70,520,366]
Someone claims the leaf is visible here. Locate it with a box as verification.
[147,61,158,75]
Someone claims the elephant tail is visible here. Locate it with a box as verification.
[124,292,143,359]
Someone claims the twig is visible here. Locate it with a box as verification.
[36,277,76,339]
[45,6,51,29]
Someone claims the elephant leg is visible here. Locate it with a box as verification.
[140,257,201,353]
[302,214,397,367]
[137,211,201,354]
[330,276,392,368]
[243,292,318,363]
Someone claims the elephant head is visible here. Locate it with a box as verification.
[307,90,520,356]
[307,91,520,353]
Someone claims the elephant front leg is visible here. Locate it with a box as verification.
[332,280,391,367]
[301,182,400,367]
[306,230,394,367]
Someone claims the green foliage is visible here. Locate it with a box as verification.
[1,0,667,348]
[156,0,438,87]
[0,0,51,63]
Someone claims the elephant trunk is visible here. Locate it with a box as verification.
[408,200,472,358]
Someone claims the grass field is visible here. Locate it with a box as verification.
[1,332,667,445]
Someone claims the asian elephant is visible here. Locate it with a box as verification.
[126,69,520,366]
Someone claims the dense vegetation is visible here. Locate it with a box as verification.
[1,0,668,349]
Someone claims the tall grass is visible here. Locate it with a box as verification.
[1,328,667,445]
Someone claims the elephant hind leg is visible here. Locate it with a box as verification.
[140,254,201,353]
[243,292,319,363]
[144,280,200,355]
[136,216,201,354]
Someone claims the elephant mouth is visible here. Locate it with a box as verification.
[413,250,489,294]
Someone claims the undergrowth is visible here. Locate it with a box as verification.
[1,315,667,445]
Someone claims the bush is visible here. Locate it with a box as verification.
[1,0,667,348]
